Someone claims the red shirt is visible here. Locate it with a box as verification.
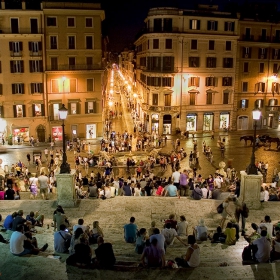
[165,219,177,229]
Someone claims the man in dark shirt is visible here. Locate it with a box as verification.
[93,236,116,269]
[12,210,31,231]
[88,184,98,198]
[123,182,132,196]
[5,186,15,200]
[192,184,202,200]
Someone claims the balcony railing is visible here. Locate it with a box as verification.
[242,35,254,41]
[142,27,179,33]
[266,105,280,111]
[141,103,179,112]
[142,67,179,73]
[0,28,44,34]
[46,64,102,71]
[258,35,269,42]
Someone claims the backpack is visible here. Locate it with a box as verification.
[217,203,224,214]
[242,203,249,218]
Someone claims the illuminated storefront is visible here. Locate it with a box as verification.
[220,112,230,129]
[13,127,29,142]
[151,114,159,133]
[52,126,62,141]
[163,115,172,134]
[186,114,197,131]
[86,124,96,139]
[203,113,214,131]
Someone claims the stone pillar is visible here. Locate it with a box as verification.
[1,0,5,10]
[56,170,77,207]
[240,170,262,210]
[22,0,26,10]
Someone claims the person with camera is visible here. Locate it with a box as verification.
[54,224,72,253]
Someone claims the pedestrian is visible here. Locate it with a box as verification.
[211,130,214,140]
[26,153,31,166]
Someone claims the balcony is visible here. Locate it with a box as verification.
[142,67,179,73]
[266,106,280,112]
[46,64,102,71]
[242,35,254,41]
[0,28,44,34]
[141,103,179,112]
[10,51,22,57]
[258,35,269,42]
[29,51,43,57]
[273,37,280,43]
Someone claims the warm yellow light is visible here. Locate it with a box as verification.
[109,89,113,94]
[128,85,131,90]
[108,101,113,107]
[133,93,137,98]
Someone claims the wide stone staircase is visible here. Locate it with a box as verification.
[1,197,280,279]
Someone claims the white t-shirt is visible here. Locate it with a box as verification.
[201,188,208,199]
[161,228,178,245]
[73,224,88,233]
[172,171,180,183]
[258,222,273,238]
[253,237,271,263]
[10,231,26,254]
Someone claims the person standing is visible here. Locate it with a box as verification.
[26,154,31,166]
[220,197,232,229]
[211,130,214,140]
[38,171,50,200]
[172,168,180,196]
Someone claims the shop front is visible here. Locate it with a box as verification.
[13,127,30,143]
[186,113,197,131]
[203,113,214,131]
[163,114,172,134]
[52,126,62,141]
[151,114,159,133]
[86,124,96,139]
[219,112,230,130]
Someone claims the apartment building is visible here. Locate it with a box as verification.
[235,18,280,130]
[0,1,105,143]
[134,5,238,134]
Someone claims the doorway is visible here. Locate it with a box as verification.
[36,125,45,142]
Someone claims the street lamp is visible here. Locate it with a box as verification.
[246,107,261,175]
[58,104,70,174]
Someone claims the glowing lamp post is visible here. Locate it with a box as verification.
[59,104,70,174]
[246,107,261,175]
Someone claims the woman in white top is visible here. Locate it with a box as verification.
[29,174,38,199]
[264,186,269,202]
[177,215,188,236]
[134,184,141,196]
[175,235,200,267]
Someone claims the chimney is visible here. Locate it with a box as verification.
[22,0,26,10]
[1,0,5,10]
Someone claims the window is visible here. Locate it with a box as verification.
[205,77,217,87]
[0,105,4,117]
[87,78,94,91]
[31,83,43,94]
[272,82,280,95]
[223,91,230,104]
[9,41,23,55]
[209,40,215,50]
[226,41,231,51]
[165,39,172,49]
[10,60,24,73]
[273,49,280,60]
[189,57,199,67]
[189,19,200,30]
[86,57,93,70]
[152,94,158,105]
[86,36,93,49]
[224,21,235,32]
[67,17,75,27]
[68,102,78,114]
[259,48,267,59]
[140,57,146,67]
[150,77,161,87]
[245,28,251,39]
[190,92,196,105]
[153,19,162,32]
[47,17,57,27]
[50,36,57,49]
[273,63,279,74]
[191,40,197,50]
[50,57,58,70]
[14,104,25,117]
[30,18,38,34]
[86,101,97,113]
[85,18,93,27]
[259,63,265,73]
[68,36,75,49]
[33,103,44,116]
[147,57,161,71]
[242,82,248,92]
[222,77,233,86]
[29,41,42,54]
[162,77,172,87]
[163,18,172,32]
[255,99,264,108]
[162,57,174,71]
[11,18,19,33]
[261,29,267,41]
[12,83,24,94]
[206,92,213,104]
[243,62,249,73]
[206,57,216,68]
[153,39,159,49]
[240,99,248,108]
[255,82,265,93]
[29,60,43,72]
[189,77,200,87]
[164,94,171,106]
[68,57,75,70]
[268,99,278,106]
[207,20,218,31]
[223,58,233,68]
[243,47,251,58]
[69,79,76,93]
[51,80,59,93]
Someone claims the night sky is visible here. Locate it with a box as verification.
[100,0,280,52]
